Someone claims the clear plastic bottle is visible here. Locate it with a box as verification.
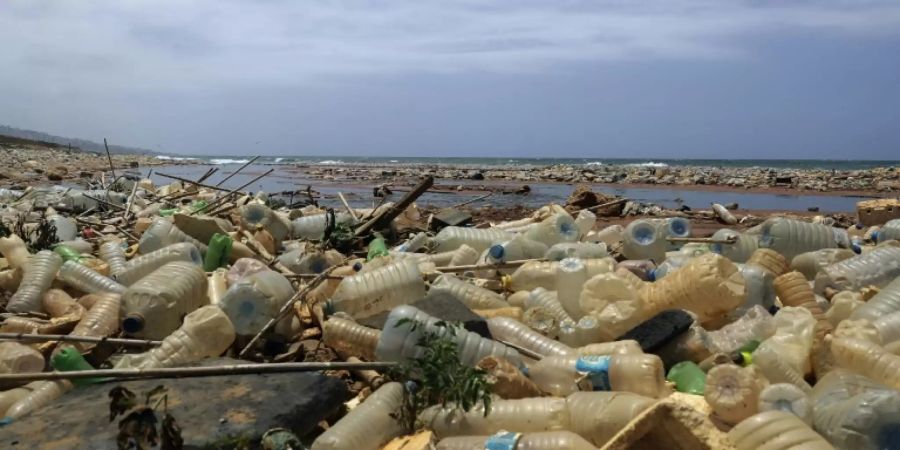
[829,337,900,389]
[814,245,900,294]
[57,260,126,295]
[585,224,624,247]
[565,392,656,447]
[61,189,127,212]
[728,410,832,450]
[121,261,209,340]
[747,248,791,278]
[430,226,512,253]
[872,311,900,345]
[0,385,34,417]
[527,354,668,398]
[559,315,604,347]
[290,212,355,241]
[849,277,900,323]
[436,431,598,450]
[327,258,426,319]
[701,305,776,354]
[621,219,667,262]
[449,244,480,266]
[486,317,574,357]
[524,213,579,247]
[219,270,295,336]
[394,231,429,253]
[756,307,816,376]
[419,396,571,438]
[0,234,30,270]
[430,274,508,310]
[759,217,852,260]
[240,203,291,243]
[115,305,235,369]
[311,382,407,450]
[322,317,380,360]
[556,258,587,320]
[47,214,77,241]
[68,292,121,353]
[575,340,643,356]
[3,380,73,420]
[752,345,813,393]
[875,218,900,243]
[734,263,776,315]
[577,272,643,341]
[757,383,813,425]
[510,261,561,291]
[574,209,596,237]
[704,364,767,425]
[659,217,692,250]
[138,218,208,255]
[810,369,900,450]
[376,305,522,367]
[791,248,856,281]
[0,342,45,380]
[526,288,573,324]
[113,242,203,286]
[98,240,128,276]
[544,242,608,262]
[7,250,63,314]
[207,268,228,306]
[486,236,548,267]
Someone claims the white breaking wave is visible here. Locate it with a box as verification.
[210,158,250,165]
[274,157,284,163]
[155,155,197,161]
[584,161,604,166]
[627,161,669,168]
[316,160,345,165]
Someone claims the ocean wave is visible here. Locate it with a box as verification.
[155,155,196,161]
[627,162,669,168]
[584,161,604,166]
[210,158,250,165]
[315,160,345,165]
[273,157,284,163]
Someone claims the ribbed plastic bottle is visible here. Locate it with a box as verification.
[57,260,126,295]
[121,261,209,340]
[436,431,598,450]
[872,311,900,345]
[756,307,816,376]
[486,317,574,357]
[829,337,900,389]
[98,240,128,276]
[566,391,655,447]
[621,219,668,262]
[67,292,121,353]
[486,236,549,266]
[524,213,579,247]
[700,305,776,354]
[759,217,853,260]
[113,242,203,286]
[585,224,624,247]
[575,209,596,236]
[138,218,208,255]
[291,212,355,241]
[431,226,513,253]
[849,277,900,323]
[0,385,34,417]
[311,382,407,450]
[728,410,833,450]
[376,305,522,367]
[7,250,63,314]
[0,234,31,270]
[757,383,813,425]
[527,353,668,398]
[115,305,235,369]
[430,274,508,310]
[704,364,768,425]
[544,242,607,262]
[747,248,791,278]
[811,369,900,450]
[556,258,587,320]
[218,270,294,335]
[752,344,813,393]
[814,245,900,294]
[322,317,380,360]
[526,288,573,325]
[875,218,900,243]
[419,396,571,438]
[640,253,746,324]
[3,380,73,420]
[791,248,856,281]
[0,342,45,381]
[449,244,480,266]
[327,258,426,319]
[240,203,291,243]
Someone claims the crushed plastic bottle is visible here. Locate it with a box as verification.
[138,217,208,255]
[219,270,295,335]
[7,250,63,314]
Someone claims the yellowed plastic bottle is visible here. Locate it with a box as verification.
[829,337,900,390]
[3,380,73,420]
[121,261,209,340]
[566,391,655,447]
[704,364,768,425]
[311,382,407,450]
[0,342,45,388]
[0,234,30,270]
[527,354,668,398]
[436,431,598,450]
[328,257,426,319]
[728,410,833,450]
[322,317,380,361]
[755,307,816,376]
[640,253,745,324]
[486,316,574,357]
[67,292,121,353]
[419,396,571,439]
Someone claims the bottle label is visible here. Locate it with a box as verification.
[485,431,521,450]
[575,355,612,391]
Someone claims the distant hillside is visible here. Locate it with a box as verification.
[0,124,156,155]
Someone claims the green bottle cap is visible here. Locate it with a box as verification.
[53,245,83,263]
[666,361,707,395]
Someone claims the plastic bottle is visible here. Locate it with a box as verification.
[576,272,643,341]
[98,241,128,276]
[757,383,813,425]
[240,203,291,243]
[376,305,522,367]
[510,261,561,291]
[0,342,44,381]
[810,369,900,450]
[0,385,34,417]
[419,396,570,438]
[290,212,355,241]
[527,353,668,398]
[68,292,121,353]
[659,217,692,250]
[523,307,561,338]
[203,233,232,272]
[732,263,776,316]
[436,431,597,450]
[524,213,579,247]
[701,305,776,354]
[874,218,900,243]
[543,242,607,262]
[394,231,429,253]
[115,306,235,369]
[121,261,209,340]
[486,317,574,357]
[559,315,603,347]
[574,209,596,236]
[667,361,707,395]
[322,317,380,361]
[556,258,587,320]
[791,248,856,281]
[47,214,77,241]
[640,253,746,324]
[526,288,573,324]
[756,307,816,376]
[872,311,900,345]
[327,258,426,319]
[747,248,791,278]
[7,250,63,314]
[622,219,668,262]
[41,288,82,318]
[829,337,900,389]
[219,270,294,336]
[704,364,767,424]
[728,410,833,450]
[3,380,73,420]
[431,226,513,253]
[52,244,83,263]
[311,382,407,450]
[0,234,31,270]
[430,274,508,310]
[759,217,853,260]
[50,347,102,386]
[814,245,900,294]
[138,217,208,255]
[565,391,655,447]
[449,244,480,266]
[849,277,900,323]
[57,260,126,295]
[752,345,813,393]
[113,242,203,286]
[61,190,127,212]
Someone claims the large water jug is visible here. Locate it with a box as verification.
[6,251,62,314]
[525,213,579,247]
[327,258,426,319]
[432,226,512,253]
[311,382,407,450]
[526,354,668,398]
[622,219,667,262]
[138,218,208,255]
[219,270,295,335]
[759,217,853,260]
[711,229,759,263]
[813,245,900,294]
[114,242,203,286]
[811,369,900,450]
[121,261,209,340]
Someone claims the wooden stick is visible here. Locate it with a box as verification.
[0,361,398,383]
[192,168,274,215]
[498,339,544,360]
[0,333,161,348]
[103,138,117,179]
[215,155,260,187]
[122,180,140,222]
[238,266,339,358]
[337,192,360,221]
[81,194,126,211]
[354,176,433,237]
[444,192,493,209]
[156,172,234,194]
[196,167,219,184]
[665,236,737,244]
[239,230,294,275]
[285,258,544,279]
[583,197,629,212]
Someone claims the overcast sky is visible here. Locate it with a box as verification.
[2,1,899,159]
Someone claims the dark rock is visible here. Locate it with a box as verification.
[360,290,491,339]
[431,209,473,230]
[470,172,484,180]
[0,358,348,449]
[807,206,820,212]
[724,202,739,210]
[79,171,93,178]
[129,161,140,168]
[564,184,619,216]
[46,171,64,181]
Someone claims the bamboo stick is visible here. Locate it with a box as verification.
[337,192,360,221]
[665,236,737,244]
[354,176,433,237]
[0,333,161,348]
[215,155,260,187]
[285,258,544,279]
[192,168,274,215]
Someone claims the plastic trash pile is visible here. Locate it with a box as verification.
[1,175,900,450]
